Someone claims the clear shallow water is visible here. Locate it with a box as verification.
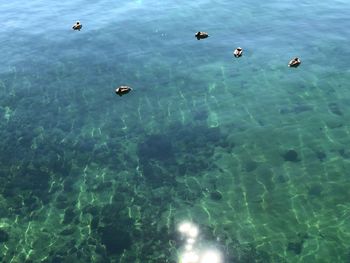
[0,0,350,262]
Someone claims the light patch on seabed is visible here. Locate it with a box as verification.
[4,106,12,121]
[207,111,219,127]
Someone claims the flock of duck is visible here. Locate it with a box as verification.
[72,21,301,97]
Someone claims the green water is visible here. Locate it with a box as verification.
[0,0,350,262]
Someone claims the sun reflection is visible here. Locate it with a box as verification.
[188,226,199,238]
[178,222,199,238]
[187,238,195,244]
[180,251,199,263]
[178,221,223,263]
[179,222,191,233]
[200,250,222,263]
[185,244,193,251]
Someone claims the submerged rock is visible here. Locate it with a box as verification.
[138,134,174,161]
[193,109,209,121]
[210,191,223,201]
[99,225,132,255]
[308,185,323,197]
[287,241,303,254]
[244,160,258,172]
[328,102,343,116]
[63,207,76,224]
[325,119,343,129]
[0,229,9,243]
[282,150,300,162]
[315,151,326,162]
[339,149,350,159]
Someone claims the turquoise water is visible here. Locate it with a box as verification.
[0,0,350,262]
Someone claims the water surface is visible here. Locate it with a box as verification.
[0,0,349,262]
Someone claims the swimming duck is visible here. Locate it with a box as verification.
[72,21,82,31]
[288,57,301,67]
[195,32,209,40]
[115,86,132,96]
[233,47,243,58]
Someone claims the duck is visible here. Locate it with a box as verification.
[115,86,132,96]
[72,21,82,31]
[288,57,301,67]
[195,32,209,40]
[233,47,243,58]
